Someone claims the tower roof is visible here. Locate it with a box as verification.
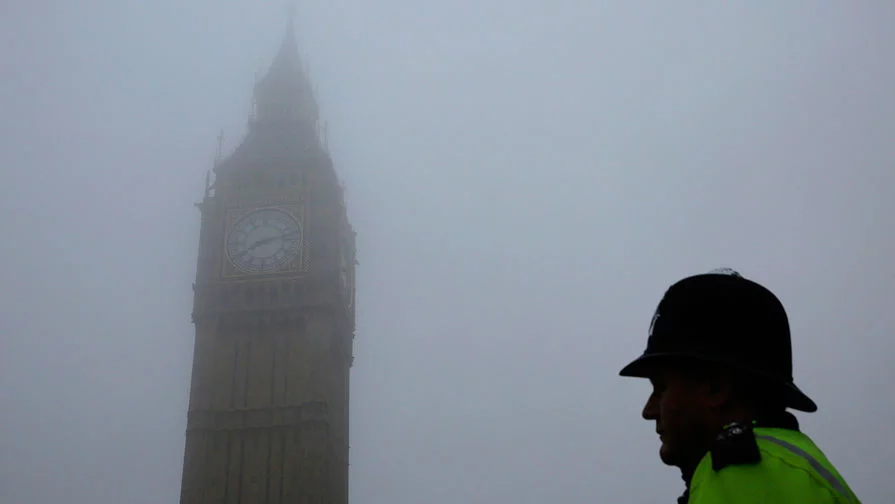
[215,11,327,175]
[252,10,319,127]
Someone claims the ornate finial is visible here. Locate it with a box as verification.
[285,0,297,44]
[287,0,296,29]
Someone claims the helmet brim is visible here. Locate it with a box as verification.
[619,352,818,413]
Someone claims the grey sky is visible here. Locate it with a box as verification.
[1,1,893,502]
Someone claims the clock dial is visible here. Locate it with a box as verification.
[226,208,301,273]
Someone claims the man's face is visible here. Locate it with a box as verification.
[641,364,715,470]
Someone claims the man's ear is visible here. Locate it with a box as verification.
[704,370,735,408]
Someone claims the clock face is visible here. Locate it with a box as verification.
[226,208,301,274]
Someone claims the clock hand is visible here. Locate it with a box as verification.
[252,236,280,249]
[244,235,282,255]
[237,239,266,258]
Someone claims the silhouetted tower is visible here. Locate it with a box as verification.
[179,13,356,504]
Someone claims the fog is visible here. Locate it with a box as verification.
[2,1,893,503]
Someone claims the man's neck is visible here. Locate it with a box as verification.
[676,416,743,490]
[678,450,707,490]
[681,467,694,488]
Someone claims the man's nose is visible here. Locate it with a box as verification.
[642,393,659,421]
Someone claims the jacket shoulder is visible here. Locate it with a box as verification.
[689,443,841,503]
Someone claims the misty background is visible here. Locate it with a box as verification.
[1,1,893,502]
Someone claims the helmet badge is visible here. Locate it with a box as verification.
[649,311,660,337]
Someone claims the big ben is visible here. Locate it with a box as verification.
[178,14,356,504]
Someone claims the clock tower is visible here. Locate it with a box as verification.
[178,15,356,504]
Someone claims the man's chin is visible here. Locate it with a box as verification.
[658,443,679,467]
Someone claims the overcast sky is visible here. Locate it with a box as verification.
[1,1,893,503]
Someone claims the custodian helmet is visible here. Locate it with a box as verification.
[619,268,817,412]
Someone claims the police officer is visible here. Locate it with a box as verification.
[619,268,861,503]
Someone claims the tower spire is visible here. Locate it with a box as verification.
[287,0,296,35]
[249,1,318,127]
[282,0,297,54]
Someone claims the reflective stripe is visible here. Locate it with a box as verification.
[755,434,849,498]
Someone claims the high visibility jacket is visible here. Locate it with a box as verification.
[687,427,860,503]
